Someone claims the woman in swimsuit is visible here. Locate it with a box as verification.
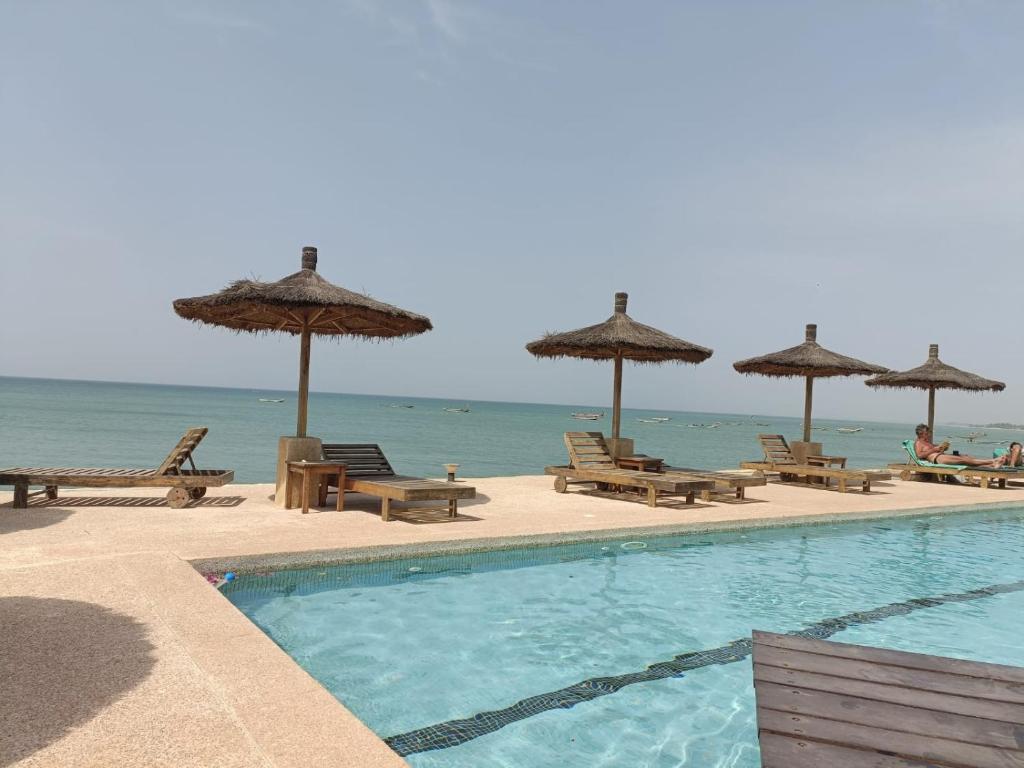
[913,424,1006,467]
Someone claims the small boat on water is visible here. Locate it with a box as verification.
[836,427,863,433]
[390,404,415,408]
[637,418,661,424]
[444,406,471,413]
[571,412,604,420]
[258,398,285,403]
[649,417,671,422]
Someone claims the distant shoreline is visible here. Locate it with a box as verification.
[0,374,920,427]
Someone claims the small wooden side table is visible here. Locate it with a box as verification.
[806,454,847,488]
[286,461,346,514]
[616,455,665,473]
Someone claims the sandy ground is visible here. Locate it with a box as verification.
[3,474,1024,767]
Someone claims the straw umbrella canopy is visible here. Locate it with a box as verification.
[173,246,432,437]
[526,292,713,439]
[733,324,888,443]
[864,344,1005,435]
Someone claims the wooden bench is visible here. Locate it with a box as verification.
[752,630,1024,767]
[0,427,233,509]
[741,434,890,493]
[321,444,475,521]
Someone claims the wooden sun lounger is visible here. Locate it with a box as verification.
[752,630,1024,767]
[889,440,1024,489]
[0,427,234,509]
[545,432,714,507]
[740,434,890,493]
[321,444,475,521]
[564,430,766,501]
[662,466,766,501]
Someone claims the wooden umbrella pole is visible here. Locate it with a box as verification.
[612,351,623,440]
[803,376,813,443]
[927,386,935,436]
[296,320,312,437]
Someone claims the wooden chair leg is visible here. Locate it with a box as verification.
[837,478,847,493]
[45,485,58,500]
[318,480,328,508]
[301,472,311,514]
[449,499,457,518]
[685,491,694,505]
[863,480,870,493]
[381,497,391,521]
[647,486,657,507]
[700,489,711,502]
[13,481,28,509]
[736,487,744,500]
[284,472,295,510]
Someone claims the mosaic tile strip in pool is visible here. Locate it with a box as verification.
[384,578,1024,756]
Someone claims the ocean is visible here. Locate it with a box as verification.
[0,376,1011,484]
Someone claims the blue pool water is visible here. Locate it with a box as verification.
[224,507,1024,767]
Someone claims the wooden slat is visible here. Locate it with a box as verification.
[756,645,1024,704]
[755,665,1024,724]
[757,681,1024,747]
[758,708,1021,768]
[755,632,1024,684]
[758,732,936,767]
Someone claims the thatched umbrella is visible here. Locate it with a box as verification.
[864,343,1005,435]
[173,246,432,437]
[526,292,713,439]
[733,324,888,443]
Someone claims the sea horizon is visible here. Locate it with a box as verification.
[0,373,929,428]
[4,374,1015,484]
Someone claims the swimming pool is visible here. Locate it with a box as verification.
[223,506,1024,767]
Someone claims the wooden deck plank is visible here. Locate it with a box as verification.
[755,632,1024,684]
[755,645,1024,704]
[757,681,1024,747]
[753,631,1024,768]
[758,709,1021,768]
[758,732,938,767]
[755,665,1024,724]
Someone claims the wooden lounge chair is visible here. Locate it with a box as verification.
[544,432,714,507]
[661,466,767,501]
[0,427,233,509]
[888,439,1024,489]
[321,444,475,521]
[740,434,890,493]
[752,630,1024,767]
[555,430,764,501]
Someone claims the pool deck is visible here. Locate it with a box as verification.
[3,474,1024,767]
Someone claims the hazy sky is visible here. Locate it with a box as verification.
[2,1,1022,423]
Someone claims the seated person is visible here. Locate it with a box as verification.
[914,424,1006,467]
[993,441,1023,467]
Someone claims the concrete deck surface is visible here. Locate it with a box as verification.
[3,474,1024,767]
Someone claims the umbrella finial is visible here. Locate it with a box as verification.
[805,324,817,343]
[928,343,939,360]
[301,246,318,271]
[614,292,628,314]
